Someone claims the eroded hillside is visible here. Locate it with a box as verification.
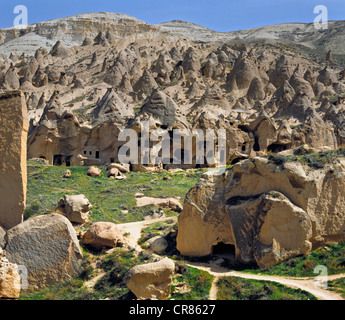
[0,13,344,170]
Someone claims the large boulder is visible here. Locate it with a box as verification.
[4,213,83,291]
[124,258,175,300]
[80,222,125,250]
[0,91,28,230]
[107,163,128,179]
[177,155,345,267]
[108,163,130,173]
[147,236,169,254]
[0,248,21,299]
[86,166,102,177]
[57,194,92,224]
[227,192,312,267]
[136,197,183,213]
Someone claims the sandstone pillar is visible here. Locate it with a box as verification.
[0,91,28,229]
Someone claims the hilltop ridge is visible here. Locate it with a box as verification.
[1,12,345,58]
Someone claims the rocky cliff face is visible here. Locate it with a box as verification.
[0,91,28,230]
[3,13,345,59]
[0,12,159,56]
[177,155,345,267]
[156,19,345,58]
[0,13,345,171]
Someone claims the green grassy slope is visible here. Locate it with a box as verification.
[26,159,205,223]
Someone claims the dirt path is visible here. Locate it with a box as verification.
[209,277,220,300]
[187,261,345,300]
[83,216,345,301]
[83,216,177,290]
[84,271,106,289]
[116,216,177,251]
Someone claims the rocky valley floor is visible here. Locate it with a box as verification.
[13,157,345,301]
[2,11,345,301]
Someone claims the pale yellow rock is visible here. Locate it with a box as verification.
[124,258,175,300]
[57,194,92,224]
[86,166,101,177]
[5,213,83,291]
[255,195,312,267]
[80,222,125,250]
[0,248,21,299]
[136,197,183,212]
[108,163,130,173]
[0,91,28,230]
[177,156,345,267]
[107,167,119,177]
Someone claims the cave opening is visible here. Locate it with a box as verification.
[65,156,72,167]
[212,242,236,257]
[267,143,288,153]
[53,154,63,166]
[253,136,260,152]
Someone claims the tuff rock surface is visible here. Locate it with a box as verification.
[177,156,345,267]
[5,213,83,291]
[124,257,175,300]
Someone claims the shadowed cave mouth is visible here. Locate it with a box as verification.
[212,242,236,257]
[211,242,257,270]
[231,157,247,165]
[226,195,260,206]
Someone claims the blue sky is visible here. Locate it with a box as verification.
[1,0,345,31]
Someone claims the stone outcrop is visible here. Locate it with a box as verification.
[133,69,158,98]
[57,194,92,224]
[136,197,183,213]
[147,236,169,254]
[0,248,21,299]
[268,55,294,88]
[27,90,128,167]
[106,163,127,179]
[0,91,28,230]
[80,221,125,250]
[5,213,83,291]
[124,257,175,300]
[3,13,345,172]
[191,84,231,112]
[177,155,345,267]
[86,166,102,177]
[317,67,337,86]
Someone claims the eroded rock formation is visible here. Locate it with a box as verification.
[0,91,28,230]
[5,213,83,291]
[124,257,175,300]
[0,248,21,299]
[177,156,345,267]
